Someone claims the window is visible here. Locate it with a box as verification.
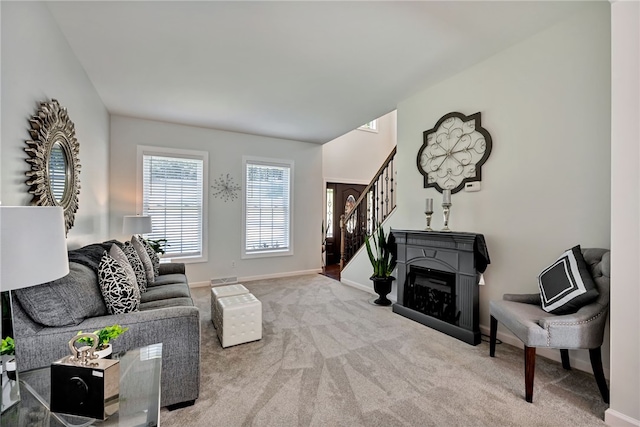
[138,146,208,262]
[358,119,378,132]
[243,157,293,258]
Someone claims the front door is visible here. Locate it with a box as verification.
[325,183,367,266]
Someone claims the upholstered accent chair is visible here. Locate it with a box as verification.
[489,248,610,403]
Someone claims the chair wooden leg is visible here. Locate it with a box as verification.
[524,346,536,403]
[589,347,610,404]
[489,315,498,357]
[560,349,571,370]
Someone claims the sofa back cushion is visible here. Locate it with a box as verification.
[14,262,108,327]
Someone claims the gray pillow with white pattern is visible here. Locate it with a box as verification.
[98,252,140,315]
[132,235,155,284]
[123,241,148,292]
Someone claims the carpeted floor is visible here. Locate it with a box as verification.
[160,274,608,426]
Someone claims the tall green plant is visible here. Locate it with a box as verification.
[365,225,397,278]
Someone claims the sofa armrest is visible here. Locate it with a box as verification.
[159,262,185,275]
[503,293,541,305]
[15,306,200,407]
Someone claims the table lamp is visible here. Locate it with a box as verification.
[1,206,69,414]
[122,215,152,236]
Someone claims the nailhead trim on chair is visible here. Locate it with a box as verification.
[545,310,606,347]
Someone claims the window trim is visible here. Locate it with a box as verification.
[242,156,294,259]
[358,119,378,133]
[137,145,209,264]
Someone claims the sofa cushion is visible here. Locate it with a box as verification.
[140,283,192,303]
[537,245,599,314]
[148,273,188,288]
[140,297,194,310]
[123,241,148,292]
[98,252,140,315]
[13,262,107,327]
[132,235,155,284]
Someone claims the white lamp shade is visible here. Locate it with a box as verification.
[123,215,152,235]
[0,206,70,291]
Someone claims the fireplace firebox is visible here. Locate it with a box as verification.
[406,266,459,325]
[391,230,489,345]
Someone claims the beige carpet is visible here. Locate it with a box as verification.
[160,274,607,427]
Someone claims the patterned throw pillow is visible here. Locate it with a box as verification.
[132,235,155,284]
[142,238,160,277]
[123,241,148,292]
[537,245,599,314]
[98,252,140,315]
[109,244,140,296]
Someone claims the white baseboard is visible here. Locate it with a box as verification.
[240,269,322,283]
[189,281,211,288]
[340,278,397,303]
[605,409,640,427]
[340,278,375,295]
[479,324,610,379]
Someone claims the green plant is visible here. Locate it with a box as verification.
[77,324,128,349]
[147,238,168,255]
[365,224,397,278]
[1,336,15,356]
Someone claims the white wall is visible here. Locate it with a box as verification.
[323,111,397,184]
[343,3,612,375]
[1,2,110,248]
[608,1,640,425]
[109,116,323,285]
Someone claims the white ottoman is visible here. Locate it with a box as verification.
[213,293,262,348]
[210,284,249,327]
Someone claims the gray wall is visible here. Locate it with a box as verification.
[1,2,110,248]
[109,115,323,285]
[343,3,612,376]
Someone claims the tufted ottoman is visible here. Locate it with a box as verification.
[213,293,262,348]
[210,284,249,327]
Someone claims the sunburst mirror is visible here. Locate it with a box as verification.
[24,99,81,234]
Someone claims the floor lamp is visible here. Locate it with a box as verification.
[1,206,69,414]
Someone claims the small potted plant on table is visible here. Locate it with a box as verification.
[1,336,17,380]
[76,324,128,358]
[365,225,397,306]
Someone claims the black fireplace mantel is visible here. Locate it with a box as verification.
[391,229,489,345]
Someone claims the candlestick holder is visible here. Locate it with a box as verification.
[424,210,433,231]
[442,202,452,231]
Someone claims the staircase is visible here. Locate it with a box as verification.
[339,147,397,269]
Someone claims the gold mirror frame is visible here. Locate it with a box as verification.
[24,99,81,234]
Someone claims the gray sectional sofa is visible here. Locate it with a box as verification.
[11,241,200,409]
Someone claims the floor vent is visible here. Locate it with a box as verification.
[211,276,238,286]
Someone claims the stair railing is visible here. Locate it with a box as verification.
[340,147,397,269]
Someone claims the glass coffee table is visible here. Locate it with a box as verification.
[1,343,162,427]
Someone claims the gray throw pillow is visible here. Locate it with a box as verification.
[109,244,141,297]
[98,252,140,315]
[13,262,107,327]
[132,235,155,284]
[123,241,148,292]
[142,238,160,277]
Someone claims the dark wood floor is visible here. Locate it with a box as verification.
[320,263,340,281]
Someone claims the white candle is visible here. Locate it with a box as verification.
[442,189,451,204]
[425,198,433,213]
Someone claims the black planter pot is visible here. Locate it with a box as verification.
[371,276,394,306]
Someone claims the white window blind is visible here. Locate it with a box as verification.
[142,153,204,259]
[244,159,292,256]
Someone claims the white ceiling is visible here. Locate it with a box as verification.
[47,1,591,144]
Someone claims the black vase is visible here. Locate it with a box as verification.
[371,276,394,306]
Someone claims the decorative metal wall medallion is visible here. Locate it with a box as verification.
[25,99,81,234]
[211,173,241,202]
[416,112,492,194]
